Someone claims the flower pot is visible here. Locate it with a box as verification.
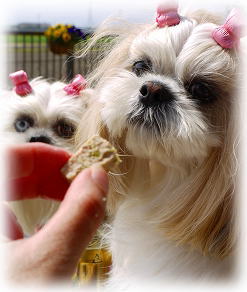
[49,42,74,55]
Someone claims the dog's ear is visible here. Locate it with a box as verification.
[75,96,107,147]
[76,88,94,110]
[161,113,238,259]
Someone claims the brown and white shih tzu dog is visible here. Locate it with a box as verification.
[76,3,243,290]
[0,72,91,235]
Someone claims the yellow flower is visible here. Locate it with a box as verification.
[44,30,51,37]
[60,26,67,33]
[55,24,62,29]
[45,27,54,37]
[45,24,76,41]
[62,32,71,42]
[53,29,62,38]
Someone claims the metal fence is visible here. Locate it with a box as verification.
[5,30,101,86]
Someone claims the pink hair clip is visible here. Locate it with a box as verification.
[9,70,32,96]
[64,74,87,96]
[212,9,242,49]
[156,3,180,28]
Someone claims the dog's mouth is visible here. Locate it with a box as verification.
[26,132,55,145]
[126,80,182,135]
[127,102,179,135]
[28,135,53,145]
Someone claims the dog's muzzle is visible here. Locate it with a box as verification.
[127,80,178,134]
[139,81,174,107]
[29,135,52,144]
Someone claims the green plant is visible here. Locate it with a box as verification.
[44,24,85,45]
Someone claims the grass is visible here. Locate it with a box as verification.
[7,34,47,44]
[6,34,114,56]
[6,34,114,45]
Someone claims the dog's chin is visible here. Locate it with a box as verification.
[125,124,219,166]
[102,103,219,165]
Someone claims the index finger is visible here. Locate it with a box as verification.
[5,143,71,201]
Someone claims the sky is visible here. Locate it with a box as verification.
[3,0,158,28]
[2,0,246,29]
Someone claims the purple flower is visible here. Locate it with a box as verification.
[76,29,85,37]
[68,26,85,39]
[68,27,76,33]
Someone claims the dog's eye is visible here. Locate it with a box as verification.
[187,80,216,103]
[54,120,75,139]
[132,60,152,77]
[14,116,34,132]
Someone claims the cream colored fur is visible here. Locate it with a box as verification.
[75,8,241,290]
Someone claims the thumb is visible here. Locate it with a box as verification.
[30,165,109,279]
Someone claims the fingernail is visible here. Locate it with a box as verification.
[91,165,109,194]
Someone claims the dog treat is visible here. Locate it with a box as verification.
[62,135,121,182]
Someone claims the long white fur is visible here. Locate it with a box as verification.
[0,78,91,235]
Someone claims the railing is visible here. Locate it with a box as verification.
[5,30,100,86]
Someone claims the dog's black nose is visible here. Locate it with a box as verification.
[139,81,174,107]
[29,136,52,144]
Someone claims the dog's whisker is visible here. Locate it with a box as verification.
[109,171,129,176]
[118,154,134,157]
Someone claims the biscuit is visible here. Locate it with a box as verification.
[61,135,121,182]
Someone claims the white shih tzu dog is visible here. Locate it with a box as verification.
[0,71,91,235]
[76,4,243,290]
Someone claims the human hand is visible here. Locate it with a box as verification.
[2,143,109,284]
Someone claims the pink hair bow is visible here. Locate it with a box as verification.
[156,3,180,28]
[212,9,242,49]
[64,74,87,96]
[9,70,32,96]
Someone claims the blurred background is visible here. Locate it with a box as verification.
[0,0,245,87]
